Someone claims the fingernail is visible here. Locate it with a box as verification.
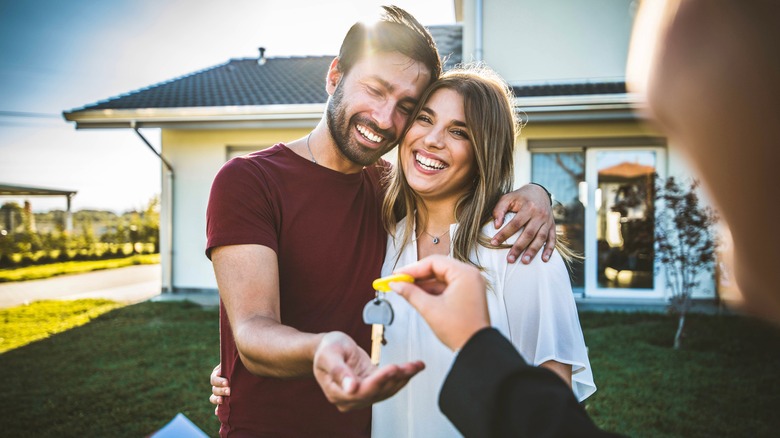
[342,377,354,392]
[388,282,401,292]
[225,389,230,395]
[543,254,549,262]
[491,239,498,246]
[523,255,530,263]
[507,255,516,263]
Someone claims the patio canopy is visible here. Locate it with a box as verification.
[0,183,77,197]
[0,183,77,231]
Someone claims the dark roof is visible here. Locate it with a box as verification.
[75,56,333,111]
[513,82,626,97]
[429,24,463,70]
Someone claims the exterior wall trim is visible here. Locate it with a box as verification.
[528,136,667,150]
[63,104,326,129]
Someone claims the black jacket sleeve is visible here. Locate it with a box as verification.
[439,328,622,438]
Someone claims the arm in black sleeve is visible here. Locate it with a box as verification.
[439,328,622,438]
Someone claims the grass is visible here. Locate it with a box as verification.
[581,312,780,437]
[0,253,160,283]
[0,300,220,437]
[0,302,778,437]
[0,299,122,353]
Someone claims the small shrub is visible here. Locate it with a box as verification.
[655,176,718,349]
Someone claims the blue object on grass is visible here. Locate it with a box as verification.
[151,413,209,438]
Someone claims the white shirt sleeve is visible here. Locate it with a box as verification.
[499,249,597,401]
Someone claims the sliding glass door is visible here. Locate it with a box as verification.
[532,144,665,298]
[584,148,665,297]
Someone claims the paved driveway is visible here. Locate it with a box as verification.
[0,264,161,309]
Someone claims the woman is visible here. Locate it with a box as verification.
[372,65,595,438]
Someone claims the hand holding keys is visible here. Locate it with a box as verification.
[363,274,415,365]
[313,273,422,412]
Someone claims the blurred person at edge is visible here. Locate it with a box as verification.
[627,0,780,325]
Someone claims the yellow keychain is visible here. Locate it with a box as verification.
[372,273,415,292]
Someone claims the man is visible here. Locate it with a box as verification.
[206,6,556,437]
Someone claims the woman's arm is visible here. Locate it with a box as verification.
[541,360,572,387]
[500,249,595,400]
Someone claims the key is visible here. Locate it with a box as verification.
[369,324,385,366]
[363,294,394,365]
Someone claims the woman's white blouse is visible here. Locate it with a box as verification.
[372,217,596,438]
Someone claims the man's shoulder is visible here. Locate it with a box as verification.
[231,143,287,165]
[218,143,295,176]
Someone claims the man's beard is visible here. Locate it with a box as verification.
[326,83,396,167]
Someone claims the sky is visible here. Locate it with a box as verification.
[0,0,455,213]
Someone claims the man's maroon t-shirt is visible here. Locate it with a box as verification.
[206,144,387,437]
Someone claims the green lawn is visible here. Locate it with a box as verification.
[581,312,780,436]
[0,300,220,437]
[0,299,122,353]
[0,301,779,437]
[0,254,160,283]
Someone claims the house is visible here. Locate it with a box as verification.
[63,1,716,304]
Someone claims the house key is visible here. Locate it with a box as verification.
[363,274,414,365]
[363,293,394,365]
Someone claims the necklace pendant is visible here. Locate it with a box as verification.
[433,237,440,244]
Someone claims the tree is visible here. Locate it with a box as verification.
[655,176,718,349]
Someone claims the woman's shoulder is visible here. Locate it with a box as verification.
[477,214,567,272]
[479,212,520,244]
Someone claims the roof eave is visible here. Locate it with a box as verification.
[62,94,648,128]
[63,104,326,129]
[516,93,646,123]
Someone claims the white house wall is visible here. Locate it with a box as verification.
[462,0,634,84]
[161,128,310,292]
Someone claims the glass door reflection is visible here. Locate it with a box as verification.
[531,152,585,291]
[593,150,657,290]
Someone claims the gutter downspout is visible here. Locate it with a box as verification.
[131,121,175,294]
[475,0,484,62]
